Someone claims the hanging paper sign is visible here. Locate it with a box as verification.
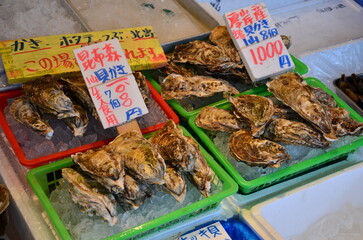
[73,38,148,129]
[224,2,294,82]
[180,221,232,240]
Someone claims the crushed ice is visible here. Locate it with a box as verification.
[49,174,223,240]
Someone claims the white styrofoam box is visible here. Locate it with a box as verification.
[247,161,363,239]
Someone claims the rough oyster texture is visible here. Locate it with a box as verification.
[309,86,337,108]
[267,73,336,141]
[0,184,9,215]
[133,71,151,105]
[9,95,54,139]
[264,118,330,148]
[116,174,151,210]
[228,95,275,137]
[71,145,125,194]
[23,75,78,119]
[195,106,244,132]
[169,40,244,73]
[186,136,213,197]
[161,73,239,100]
[160,54,195,77]
[61,77,99,120]
[109,131,166,185]
[229,129,290,168]
[209,25,241,63]
[63,104,89,137]
[163,164,187,202]
[328,107,363,137]
[62,168,118,226]
[149,120,196,172]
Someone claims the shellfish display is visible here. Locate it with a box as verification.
[62,124,216,224]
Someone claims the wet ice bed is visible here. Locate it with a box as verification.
[49,173,223,240]
[4,94,167,160]
[210,131,361,181]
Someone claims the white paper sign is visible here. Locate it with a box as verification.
[73,38,148,129]
[180,221,232,240]
[224,2,294,82]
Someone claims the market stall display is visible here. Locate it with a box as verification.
[26,125,238,240]
[188,76,363,194]
[0,75,179,168]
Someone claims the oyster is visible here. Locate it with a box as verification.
[63,104,89,137]
[72,145,125,194]
[149,120,196,172]
[62,168,118,226]
[228,95,275,137]
[0,184,9,215]
[23,75,79,119]
[61,77,99,120]
[186,137,213,197]
[328,107,363,137]
[163,164,187,202]
[267,73,336,141]
[309,86,337,108]
[170,40,244,73]
[116,173,151,210]
[264,118,330,148]
[195,106,244,132]
[109,130,166,185]
[9,95,54,139]
[281,35,292,49]
[160,54,195,77]
[229,129,290,168]
[209,25,241,63]
[133,71,151,105]
[161,73,239,100]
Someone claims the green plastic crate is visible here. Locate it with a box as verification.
[145,55,308,119]
[188,77,363,194]
[26,126,238,240]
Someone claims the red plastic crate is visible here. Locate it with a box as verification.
[0,81,179,168]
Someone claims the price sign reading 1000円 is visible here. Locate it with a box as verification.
[73,38,148,129]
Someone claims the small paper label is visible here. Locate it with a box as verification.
[223,2,294,81]
[181,221,232,240]
[73,39,148,129]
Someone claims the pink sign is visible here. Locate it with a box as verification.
[73,39,148,129]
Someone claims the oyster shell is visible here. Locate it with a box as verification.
[170,40,244,73]
[160,54,195,77]
[161,73,239,100]
[228,95,275,137]
[71,145,125,194]
[163,164,187,202]
[61,77,99,120]
[195,106,244,132]
[149,120,196,172]
[63,104,89,137]
[281,35,292,49]
[264,118,330,148]
[209,25,241,63]
[109,130,166,185]
[62,168,118,226]
[116,173,151,210]
[309,86,337,108]
[23,75,79,119]
[267,73,336,141]
[328,107,363,137]
[0,184,9,215]
[229,129,290,168]
[133,71,151,105]
[9,95,54,139]
[186,137,213,197]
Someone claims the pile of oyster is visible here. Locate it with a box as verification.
[61,120,213,225]
[9,72,150,139]
[158,26,292,102]
[196,72,363,168]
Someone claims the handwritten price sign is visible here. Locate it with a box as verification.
[73,38,148,129]
[181,221,232,240]
[224,3,294,81]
